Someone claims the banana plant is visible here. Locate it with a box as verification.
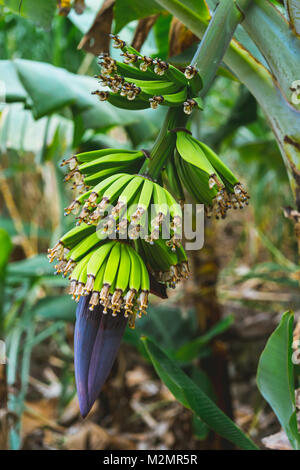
[3,0,300,448]
[48,18,252,418]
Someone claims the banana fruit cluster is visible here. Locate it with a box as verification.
[48,225,189,327]
[62,148,183,248]
[174,131,249,218]
[61,148,144,191]
[92,35,203,114]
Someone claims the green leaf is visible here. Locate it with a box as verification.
[0,61,28,103]
[4,0,56,29]
[285,0,300,36]
[0,229,12,277]
[176,0,210,21]
[114,0,163,33]
[142,336,259,450]
[174,315,234,362]
[7,255,53,278]
[33,295,75,322]
[257,311,300,450]
[14,59,95,119]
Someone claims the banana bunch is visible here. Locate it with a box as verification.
[63,168,182,246]
[174,130,249,219]
[59,240,150,327]
[92,35,203,114]
[61,148,145,192]
[48,224,189,326]
[136,238,189,288]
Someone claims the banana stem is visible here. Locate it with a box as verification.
[191,0,252,95]
[139,108,188,180]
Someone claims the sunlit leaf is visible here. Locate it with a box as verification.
[174,315,234,362]
[257,311,300,450]
[142,336,259,450]
[3,0,56,29]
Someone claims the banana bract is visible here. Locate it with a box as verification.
[91,35,203,115]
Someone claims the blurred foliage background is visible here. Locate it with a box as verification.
[0,0,299,451]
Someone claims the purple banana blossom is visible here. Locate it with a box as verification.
[74,295,127,418]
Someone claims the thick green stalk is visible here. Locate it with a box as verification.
[234,0,300,110]
[140,108,188,180]
[191,0,252,95]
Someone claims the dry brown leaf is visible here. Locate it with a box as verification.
[169,17,199,58]
[65,423,109,450]
[262,429,293,450]
[125,366,150,388]
[58,395,80,426]
[77,0,115,56]
[65,422,136,450]
[109,434,136,450]
[21,398,63,438]
[132,15,159,52]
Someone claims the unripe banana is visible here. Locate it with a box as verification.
[161,87,188,107]
[107,93,150,110]
[60,224,95,248]
[114,60,157,80]
[88,173,127,203]
[115,244,130,293]
[88,260,107,310]
[69,252,94,297]
[78,152,144,175]
[76,148,136,164]
[164,157,185,202]
[131,178,153,222]
[84,167,127,186]
[197,141,239,188]
[176,131,216,177]
[100,242,121,312]
[115,176,144,213]
[86,240,115,280]
[102,242,121,287]
[125,78,181,95]
[66,231,106,263]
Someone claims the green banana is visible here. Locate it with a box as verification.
[114,60,157,80]
[161,87,188,107]
[78,152,143,175]
[100,242,121,312]
[124,78,181,95]
[84,167,126,186]
[131,178,153,222]
[76,148,136,164]
[58,224,95,250]
[107,93,150,110]
[88,260,107,310]
[176,131,216,177]
[69,251,93,297]
[86,240,116,286]
[102,242,121,287]
[66,231,106,263]
[88,173,127,203]
[197,141,239,188]
[117,175,144,205]
[115,244,130,293]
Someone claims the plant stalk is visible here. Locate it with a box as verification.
[139,108,188,180]
[191,0,252,96]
